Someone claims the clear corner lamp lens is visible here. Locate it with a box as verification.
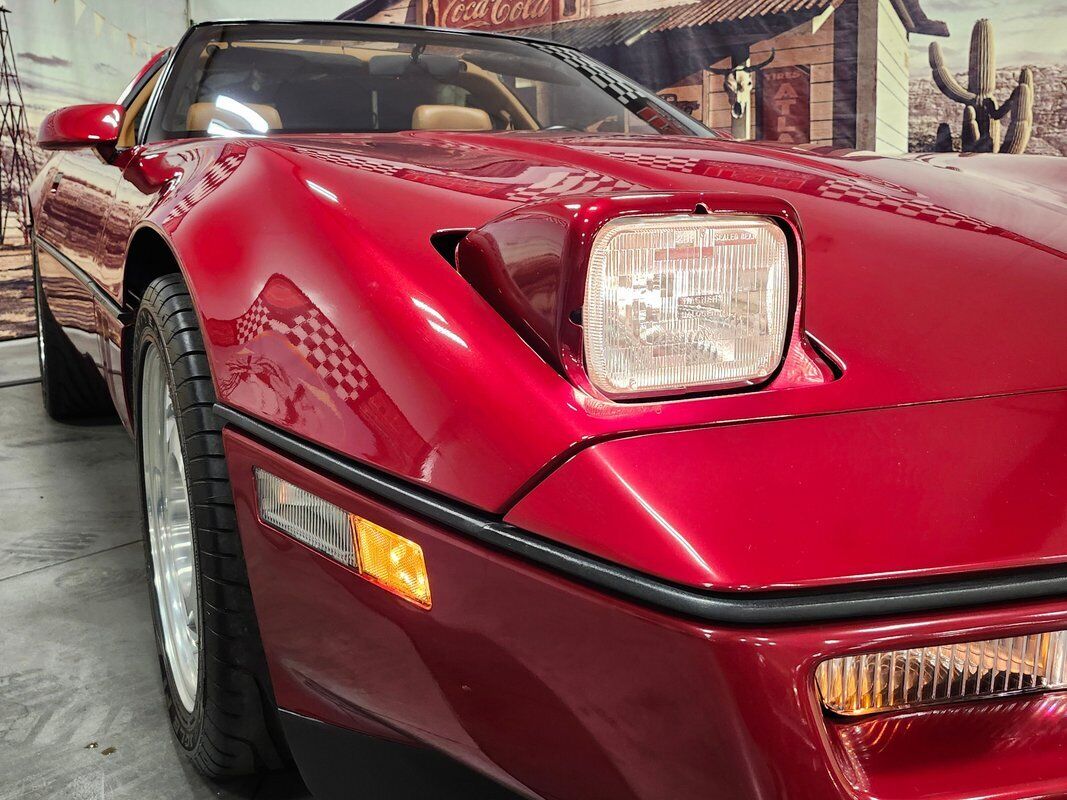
[255,469,356,565]
[583,214,790,398]
[816,631,1067,716]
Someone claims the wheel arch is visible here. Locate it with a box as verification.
[121,223,185,416]
[124,223,184,308]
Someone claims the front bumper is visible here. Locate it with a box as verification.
[225,428,1067,800]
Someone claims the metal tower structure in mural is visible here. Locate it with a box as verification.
[0,6,37,246]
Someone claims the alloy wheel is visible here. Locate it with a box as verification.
[141,343,200,712]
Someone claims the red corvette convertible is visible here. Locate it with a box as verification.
[29,18,1067,800]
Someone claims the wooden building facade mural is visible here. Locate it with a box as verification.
[344,0,948,153]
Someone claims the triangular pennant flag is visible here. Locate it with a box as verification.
[93,12,104,36]
[127,33,137,55]
[73,0,86,24]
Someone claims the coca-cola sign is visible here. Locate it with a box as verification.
[422,0,558,31]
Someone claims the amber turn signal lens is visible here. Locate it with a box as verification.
[352,516,432,609]
[816,630,1067,716]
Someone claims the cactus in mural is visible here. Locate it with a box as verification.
[999,67,1034,154]
[929,19,1034,154]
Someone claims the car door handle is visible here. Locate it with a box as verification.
[49,172,63,194]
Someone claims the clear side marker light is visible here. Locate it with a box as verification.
[255,468,356,565]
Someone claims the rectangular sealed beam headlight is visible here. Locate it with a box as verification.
[583,214,790,398]
[816,631,1067,716]
[255,469,431,608]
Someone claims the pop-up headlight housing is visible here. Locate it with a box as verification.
[456,193,817,402]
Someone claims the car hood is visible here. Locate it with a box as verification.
[274,131,1067,410]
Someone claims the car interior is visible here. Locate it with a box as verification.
[168,42,549,136]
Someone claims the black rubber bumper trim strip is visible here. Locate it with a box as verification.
[278,710,520,800]
[34,236,128,321]
[215,403,1067,626]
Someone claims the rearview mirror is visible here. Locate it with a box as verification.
[368,54,464,79]
[38,103,124,151]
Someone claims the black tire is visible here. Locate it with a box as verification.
[133,273,289,779]
[32,244,115,421]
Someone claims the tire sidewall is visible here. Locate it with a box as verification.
[31,244,53,411]
[133,303,207,751]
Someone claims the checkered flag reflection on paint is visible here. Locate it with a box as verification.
[208,274,372,406]
[207,274,430,469]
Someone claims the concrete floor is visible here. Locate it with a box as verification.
[0,336,39,388]
[0,338,312,800]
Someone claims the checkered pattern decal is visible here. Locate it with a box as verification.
[528,43,641,105]
[305,148,402,177]
[210,274,429,468]
[505,169,637,202]
[288,310,372,402]
[593,147,821,190]
[585,146,1015,239]
[300,146,638,203]
[599,151,704,174]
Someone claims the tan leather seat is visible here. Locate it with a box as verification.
[187,100,282,133]
[411,105,491,132]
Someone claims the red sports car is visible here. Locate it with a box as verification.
[29,18,1067,800]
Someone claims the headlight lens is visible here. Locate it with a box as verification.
[582,214,790,398]
[816,631,1067,716]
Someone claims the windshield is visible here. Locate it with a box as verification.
[144,22,711,142]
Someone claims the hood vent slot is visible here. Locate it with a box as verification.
[430,228,473,268]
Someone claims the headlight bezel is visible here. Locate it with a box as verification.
[456,192,812,404]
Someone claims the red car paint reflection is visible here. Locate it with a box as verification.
[207,274,429,472]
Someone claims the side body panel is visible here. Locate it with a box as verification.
[28,51,171,424]
[226,429,1067,800]
[31,148,123,378]
[33,236,101,372]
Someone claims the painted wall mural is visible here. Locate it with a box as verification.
[344,0,1064,156]
[0,0,186,340]
[0,0,1063,341]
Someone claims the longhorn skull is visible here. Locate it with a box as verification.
[709,50,776,119]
